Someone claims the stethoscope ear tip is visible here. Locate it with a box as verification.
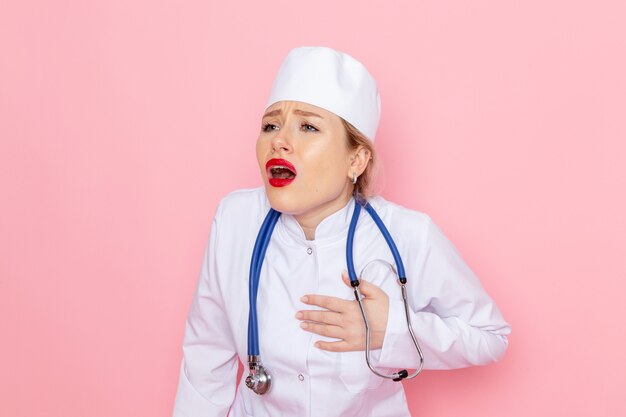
[392,369,409,382]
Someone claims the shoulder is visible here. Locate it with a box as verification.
[213,187,270,230]
[367,195,434,239]
[368,196,467,263]
[216,187,269,216]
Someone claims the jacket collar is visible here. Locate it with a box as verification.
[277,197,356,247]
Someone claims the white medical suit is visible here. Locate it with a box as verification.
[173,187,510,417]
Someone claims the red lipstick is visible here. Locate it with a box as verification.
[266,158,297,187]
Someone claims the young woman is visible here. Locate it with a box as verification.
[173,46,510,417]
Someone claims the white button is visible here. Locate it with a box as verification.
[306,248,313,255]
[298,374,305,381]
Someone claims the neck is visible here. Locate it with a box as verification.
[294,187,354,240]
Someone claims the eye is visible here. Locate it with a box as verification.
[262,122,279,132]
[301,122,319,132]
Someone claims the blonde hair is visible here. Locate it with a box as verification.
[342,119,377,198]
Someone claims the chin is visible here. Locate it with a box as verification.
[264,186,306,215]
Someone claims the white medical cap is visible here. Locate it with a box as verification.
[266,46,381,141]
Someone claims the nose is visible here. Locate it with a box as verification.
[271,131,292,154]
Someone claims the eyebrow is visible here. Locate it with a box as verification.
[263,109,282,118]
[262,109,324,119]
[294,109,323,118]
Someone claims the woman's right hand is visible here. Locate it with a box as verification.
[295,271,390,352]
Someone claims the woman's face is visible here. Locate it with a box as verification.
[256,101,354,221]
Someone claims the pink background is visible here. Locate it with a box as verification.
[2,1,625,416]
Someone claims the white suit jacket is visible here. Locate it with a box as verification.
[173,188,510,417]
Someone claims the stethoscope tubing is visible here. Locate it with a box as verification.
[248,208,281,356]
[247,196,424,394]
[347,202,406,284]
[346,199,424,381]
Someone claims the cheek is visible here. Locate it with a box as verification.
[303,148,348,189]
[256,139,265,170]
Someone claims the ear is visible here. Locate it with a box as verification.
[347,145,371,180]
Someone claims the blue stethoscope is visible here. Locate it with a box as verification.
[245,197,424,395]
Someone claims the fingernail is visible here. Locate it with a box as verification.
[314,342,321,348]
[300,322,308,329]
[300,296,308,303]
[295,311,303,319]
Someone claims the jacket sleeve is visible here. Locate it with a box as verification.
[173,210,239,417]
[375,217,511,370]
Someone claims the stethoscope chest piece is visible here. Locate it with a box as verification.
[246,355,272,395]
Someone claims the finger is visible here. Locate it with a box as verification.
[355,278,385,298]
[299,321,343,339]
[341,270,384,299]
[314,340,354,352]
[301,294,351,312]
[296,310,342,326]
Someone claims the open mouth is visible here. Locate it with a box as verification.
[266,159,297,187]
[269,166,296,180]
